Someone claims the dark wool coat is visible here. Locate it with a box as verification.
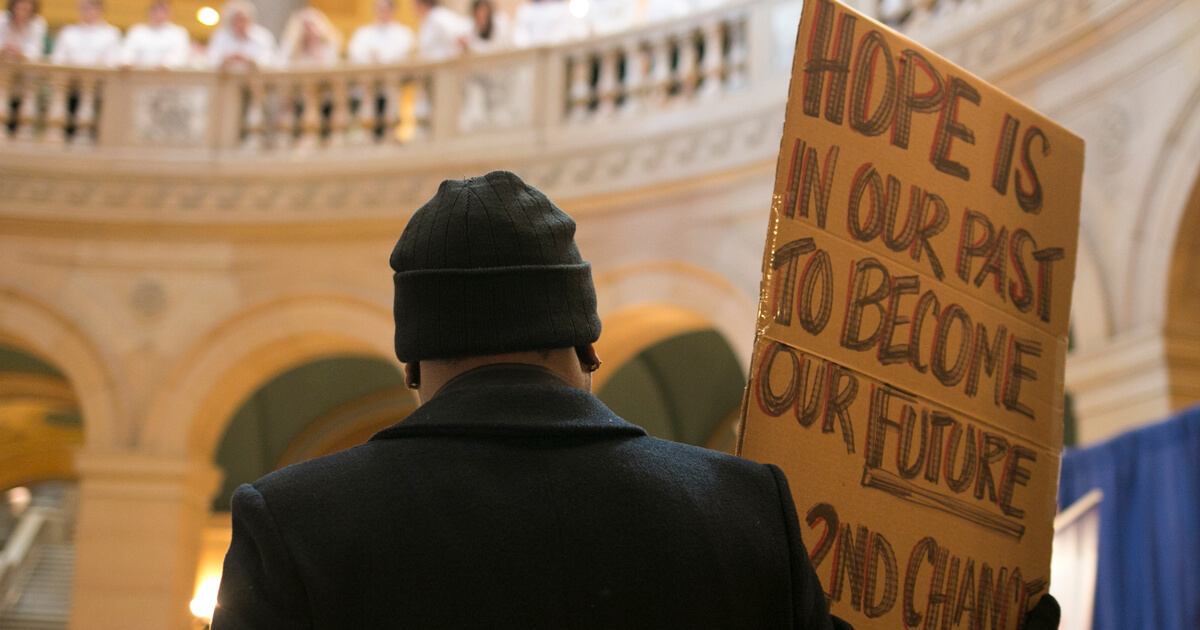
[211,365,851,629]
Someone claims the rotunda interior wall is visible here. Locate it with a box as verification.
[977,0,1200,440]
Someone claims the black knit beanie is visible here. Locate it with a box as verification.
[390,171,602,363]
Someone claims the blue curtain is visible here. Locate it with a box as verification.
[1059,406,1200,629]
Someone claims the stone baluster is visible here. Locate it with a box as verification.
[724,17,748,91]
[273,80,296,150]
[328,76,349,148]
[674,28,699,100]
[72,75,98,146]
[0,68,10,143]
[878,0,910,26]
[382,74,402,142]
[594,47,620,118]
[296,78,322,150]
[410,75,432,141]
[566,50,593,123]
[649,36,673,106]
[42,72,70,145]
[698,18,725,99]
[241,78,265,151]
[620,41,648,116]
[15,73,40,141]
[353,76,377,145]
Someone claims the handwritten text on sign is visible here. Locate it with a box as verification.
[738,0,1083,628]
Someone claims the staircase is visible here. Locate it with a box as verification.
[0,544,73,630]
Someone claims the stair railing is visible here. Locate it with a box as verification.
[0,506,64,613]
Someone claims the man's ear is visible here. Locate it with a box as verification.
[575,344,601,373]
[404,361,420,390]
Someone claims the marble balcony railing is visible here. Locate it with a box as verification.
[0,0,1120,222]
[0,1,759,156]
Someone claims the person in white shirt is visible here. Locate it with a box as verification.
[50,0,121,67]
[511,0,585,48]
[414,0,471,62]
[689,0,727,13]
[465,0,511,54]
[279,7,340,68]
[120,0,190,68]
[206,1,276,69]
[0,0,46,62]
[347,0,413,65]
[584,0,635,36]
[642,0,690,23]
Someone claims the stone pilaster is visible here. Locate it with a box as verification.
[1065,328,1200,445]
[70,453,221,630]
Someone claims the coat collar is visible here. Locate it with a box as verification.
[370,364,647,441]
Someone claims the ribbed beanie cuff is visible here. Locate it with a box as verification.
[393,263,601,362]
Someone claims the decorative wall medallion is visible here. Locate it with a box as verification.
[215,187,246,210]
[672,135,699,165]
[707,127,733,157]
[572,157,599,185]
[29,181,54,203]
[604,149,632,178]
[536,164,564,189]
[1008,9,1035,49]
[66,183,97,206]
[323,184,352,210]
[131,279,168,320]
[102,185,134,208]
[1043,0,1066,28]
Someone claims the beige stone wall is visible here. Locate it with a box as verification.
[4,0,1200,625]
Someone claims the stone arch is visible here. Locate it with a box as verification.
[1166,176,1200,335]
[1127,78,1200,333]
[1069,228,1112,352]
[0,288,117,451]
[274,386,418,469]
[208,354,407,511]
[592,303,712,391]
[141,294,397,461]
[593,261,758,372]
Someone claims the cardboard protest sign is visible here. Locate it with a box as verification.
[736,1,1084,628]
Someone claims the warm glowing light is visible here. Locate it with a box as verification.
[568,0,589,18]
[189,575,221,620]
[5,487,31,515]
[197,7,220,26]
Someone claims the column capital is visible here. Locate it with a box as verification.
[1065,327,1200,444]
[74,451,222,508]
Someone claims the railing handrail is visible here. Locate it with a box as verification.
[0,0,757,80]
[0,0,770,166]
[0,0,1112,222]
[0,506,64,612]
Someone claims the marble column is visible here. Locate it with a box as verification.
[69,452,221,630]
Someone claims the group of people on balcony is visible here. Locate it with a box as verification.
[1,0,727,71]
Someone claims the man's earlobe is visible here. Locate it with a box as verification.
[404,362,421,389]
[576,344,602,373]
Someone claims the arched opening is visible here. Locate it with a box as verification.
[1165,171,1200,413]
[0,342,82,629]
[596,329,746,454]
[195,354,412,619]
[0,342,82,490]
[210,355,411,513]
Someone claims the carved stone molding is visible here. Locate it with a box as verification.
[903,0,1131,80]
[0,102,786,225]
